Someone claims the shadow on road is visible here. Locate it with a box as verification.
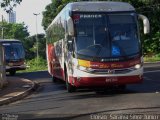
[13,71,160,96]
[16,71,50,80]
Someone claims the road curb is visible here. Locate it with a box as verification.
[144,62,160,68]
[144,62,160,64]
[0,80,39,106]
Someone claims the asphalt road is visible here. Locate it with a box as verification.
[0,64,160,120]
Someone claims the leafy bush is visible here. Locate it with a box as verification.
[144,54,160,62]
[24,57,47,72]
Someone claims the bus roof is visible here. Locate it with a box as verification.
[66,1,135,12]
[0,39,21,43]
[47,1,135,31]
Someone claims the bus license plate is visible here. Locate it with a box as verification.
[106,77,118,82]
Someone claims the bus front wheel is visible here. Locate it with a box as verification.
[9,70,16,76]
[52,76,58,83]
[65,71,76,93]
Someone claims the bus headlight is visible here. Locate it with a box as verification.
[134,64,141,69]
[72,58,91,72]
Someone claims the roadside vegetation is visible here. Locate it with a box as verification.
[21,34,47,72]
[23,57,47,72]
[144,54,160,62]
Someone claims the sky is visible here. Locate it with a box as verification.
[0,0,51,36]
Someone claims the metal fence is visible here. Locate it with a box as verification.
[0,44,6,88]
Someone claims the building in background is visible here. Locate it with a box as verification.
[8,11,16,23]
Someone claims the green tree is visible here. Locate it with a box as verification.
[0,21,29,40]
[23,34,46,60]
[0,0,22,12]
[42,0,63,30]
[42,0,81,30]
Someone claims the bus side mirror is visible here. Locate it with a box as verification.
[67,17,74,36]
[138,14,150,34]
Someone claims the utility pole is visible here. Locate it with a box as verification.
[1,15,4,39]
[33,13,40,64]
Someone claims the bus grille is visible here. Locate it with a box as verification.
[89,68,135,74]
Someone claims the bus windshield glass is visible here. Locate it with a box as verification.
[73,13,140,60]
[3,42,25,60]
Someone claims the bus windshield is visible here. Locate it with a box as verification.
[3,42,25,60]
[74,13,140,60]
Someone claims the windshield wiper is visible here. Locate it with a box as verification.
[91,27,109,61]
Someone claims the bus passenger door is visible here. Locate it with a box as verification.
[47,44,60,78]
[54,40,63,79]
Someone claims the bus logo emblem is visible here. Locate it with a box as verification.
[108,70,115,74]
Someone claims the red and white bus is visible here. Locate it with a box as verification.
[46,1,150,92]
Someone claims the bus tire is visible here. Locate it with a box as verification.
[65,71,76,93]
[118,85,126,90]
[9,70,16,76]
[52,76,58,83]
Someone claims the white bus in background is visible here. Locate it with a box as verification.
[46,1,150,92]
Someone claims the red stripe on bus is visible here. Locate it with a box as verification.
[69,75,143,87]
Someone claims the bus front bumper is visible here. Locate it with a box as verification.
[68,67,143,87]
[69,75,143,87]
[6,65,26,71]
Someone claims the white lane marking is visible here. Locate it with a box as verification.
[144,70,160,74]
[144,77,152,81]
[144,70,160,81]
